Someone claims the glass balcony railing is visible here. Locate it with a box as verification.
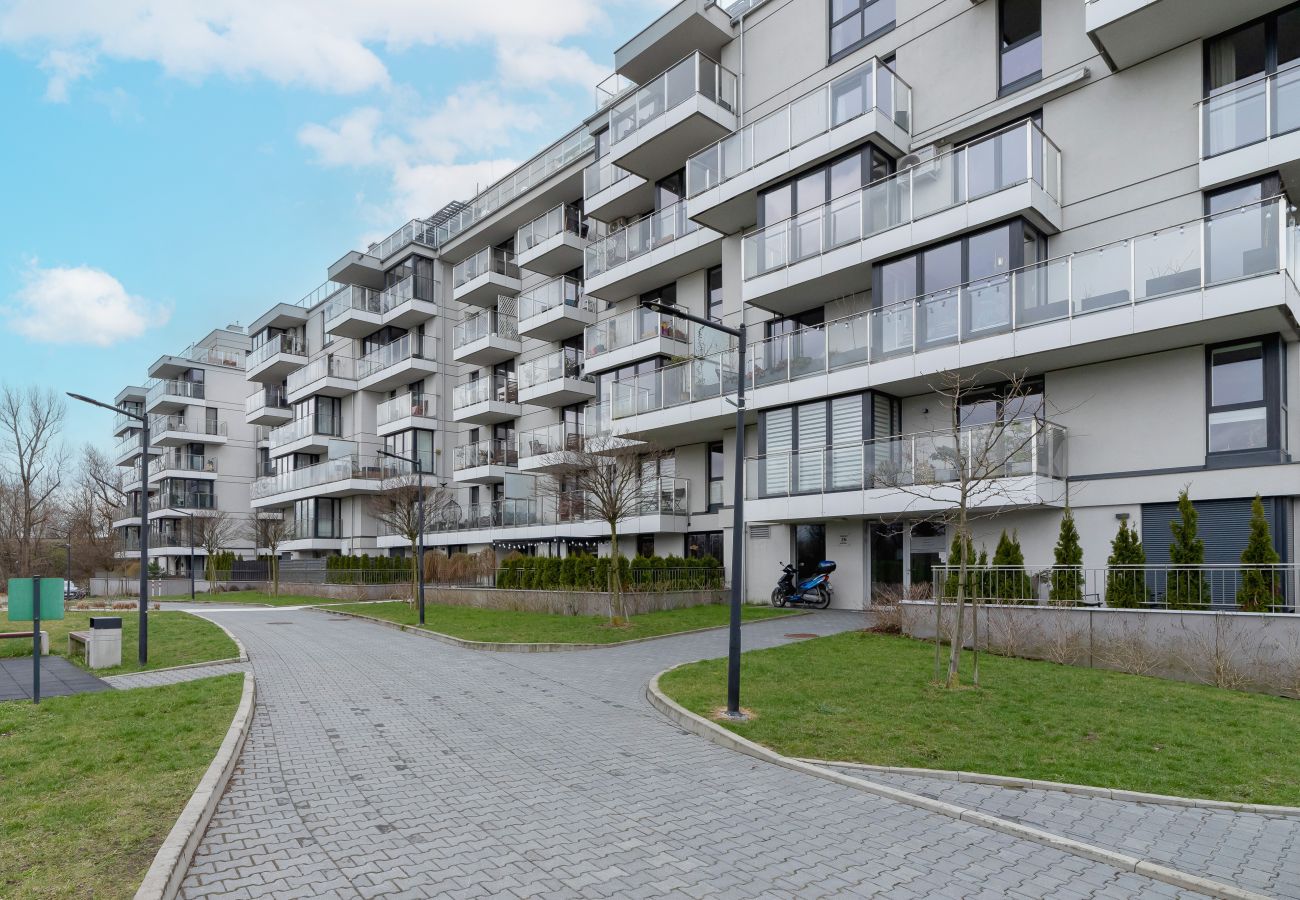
[453,438,519,471]
[595,72,638,110]
[517,203,584,253]
[1200,67,1300,158]
[611,348,737,419]
[585,307,689,360]
[150,413,227,438]
[518,276,598,323]
[744,196,1294,379]
[324,285,382,326]
[146,379,205,405]
[749,420,1068,499]
[287,355,357,394]
[426,477,690,534]
[113,410,141,432]
[586,198,705,279]
[518,348,589,390]
[606,51,737,147]
[453,374,519,410]
[164,344,245,370]
[376,393,435,427]
[357,334,438,380]
[379,274,438,314]
[454,310,519,349]
[148,491,216,512]
[247,333,307,370]
[252,455,406,500]
[155,451,217,474]
[687,57,912,197]
[368,219,442,261]
[453,247,521,289]
[519,422,586,460]
[244,386,289,416]
[584,158,636,199]
[299,280,348,309]
[742,119,1063,279]
[268,415,342,450]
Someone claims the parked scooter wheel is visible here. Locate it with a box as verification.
[771,589,787,608]
[813,584,832,609]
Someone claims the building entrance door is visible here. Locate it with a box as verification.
[794,524,825,581]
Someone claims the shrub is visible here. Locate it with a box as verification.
[1049,507,1083,605]
[1105,519,1148,608]
[990,530,1034,603]
[1237,494,1281,613]
[1166,488,1210,609]
[943,531,976,600]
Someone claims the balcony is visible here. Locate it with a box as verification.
[149,344,246,379]
[251,455,402,506]
[285,355,357,403]
[112,409,141,437]
[714,197,1299,411]
[149,451,218,482]
[747,420,1067,522]
[328,249,386,289]
[451,374,520,425]
[517,276,599,341]
[613,0,734,86]
[518,348,595,407]
[113,432,159,466]
[608,348,738,441]
[604,52,737,182]
[376,392,438,438]
[267,414,343,457]
[1199,68,1300,191]
[452,438,519,484]
[148,490,217,515]
[584,307,690,375]
[357,334,439,392]
[379,274,438,329]
[452,309,521,366]
[246,333,308,383]
[244,386,291,426]
[584,158,653,223]
[516,204,589,276]
[150,413,228,447]
[584,198,723,300]
[519,423,586,473]
[145,378,205,413]
[687,58,912,233]
[324,285,383,338]
[1085,0,1291,72]
[742,119,1063,315]
[451,247,522,308]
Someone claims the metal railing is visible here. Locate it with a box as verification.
[606,51,737,146]
[585,307,689,360]
[749,419,1067,498]
[368,219,443,261]
[267,414,342,450]
[287,355,357,394]
[453,247,521,289]
[146,379,205,405]
[452,374,519,409]
[454,309,519,349]
[247,333,307,370]
[518,348,589,389]
[1200,67,1300,159]
[165,344,245,370]
[251,455,408,500]
[519,422,586,460]
[517,203,584,253]
[379,273,438,314]
[688,57,911,197]
[324,285,382,326]
[150,413,227,438]
[244,386,289,416]
[376,392,435,426]
[517,276,598,324]
[453,438,519,471]
[611,347,738,419]
[154,451,217,474]
[743,119,1063,279]
[585,197,706,279]
[584,157,637,200]
[933,564,1299,613]
[357,334,438,380]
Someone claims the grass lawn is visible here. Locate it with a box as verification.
[152,590,330,607]
[0,674,243,899]
[330,601,798,644]
[659,630,1300,806]
[0,611,238,675]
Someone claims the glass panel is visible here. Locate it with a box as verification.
[1211,342,1265,405]
[1070,240,1131,313]
[1208,407,1268,451]
[1206,199,1279,283]
[1132,224,1201,300]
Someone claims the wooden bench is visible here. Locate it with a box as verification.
[1,630,49,654]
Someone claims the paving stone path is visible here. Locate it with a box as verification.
[155,606,1243,899]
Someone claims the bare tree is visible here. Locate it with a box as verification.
[58,445,126,580]
[539,435,663,624]
[368,474,454,605]
[876,368,1060,689]
[192,511,240,589]
[0,386,67,577]
[248,512,293,595]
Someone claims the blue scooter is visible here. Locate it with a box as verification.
[771,560,836,609]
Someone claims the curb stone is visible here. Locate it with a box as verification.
[316,605,809,653]
[798,758,1300,818]
[134,672,256,900]
[645,665,1271,900]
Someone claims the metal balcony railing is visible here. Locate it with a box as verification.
[287,355,357,394]
[605,51,737,146]
[453,438,519,471]
[247,333,307,370]
[585,307,689,360]
[453,374,519,409]
[1200,67,1300,159]
[453,247,521,289]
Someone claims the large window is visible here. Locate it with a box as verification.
[999,0,1042,95]
[830,0,895,62]
[707,266,723,322]
[758,144,892,228]
[1204,5,1300,156]
[384,428,435,472]
[1206,336,1286,460]
[707,441,724,510]
[686,531,724,563]
[759,391,900,495]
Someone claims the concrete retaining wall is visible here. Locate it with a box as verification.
[901,601,1300,697]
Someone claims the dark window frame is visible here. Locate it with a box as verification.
[756,142,894,228]
[1204,333,1288,465]
[829,0,897,64]
[757,389,899,497]
[998,0,1043,97]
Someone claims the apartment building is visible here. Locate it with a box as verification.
[237,0,1300,608]
[112,327,258,575]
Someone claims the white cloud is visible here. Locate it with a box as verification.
[495,41,610,92]
[39,47,95,102]
[5,264,170,346]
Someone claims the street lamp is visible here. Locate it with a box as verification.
[379,449,426,625]
[68,392,150,665]
[641,300,748,719]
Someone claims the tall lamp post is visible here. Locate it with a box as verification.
[68,392,150,665]
[641,300,748,719]
[379,449,426,625]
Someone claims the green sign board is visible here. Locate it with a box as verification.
[7,578,65,622]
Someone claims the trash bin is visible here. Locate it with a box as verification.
[83,617,122,669]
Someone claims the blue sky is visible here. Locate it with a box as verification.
[0,0,668,451]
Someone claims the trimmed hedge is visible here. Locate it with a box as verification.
[495,555,723,592]
[325,554,414,585]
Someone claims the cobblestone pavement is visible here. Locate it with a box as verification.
[104,659,251,689]
[824,769,1300,900]
[172,607,1223,899]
